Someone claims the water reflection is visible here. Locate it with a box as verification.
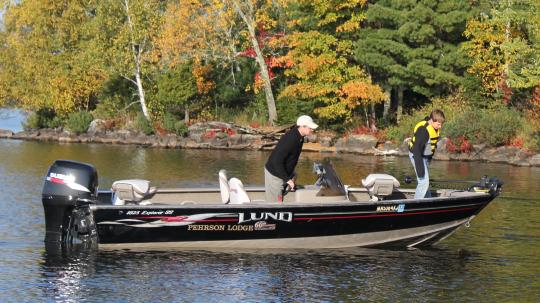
[39,245,513,302]
[0,139,538,302]
[40,244,98,303]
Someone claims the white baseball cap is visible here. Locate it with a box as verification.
[296,115,318,129]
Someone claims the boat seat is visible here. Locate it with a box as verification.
[361,174,400,201]
[219,169,230,204]
[228,177,251,204]
[112,179,157,205]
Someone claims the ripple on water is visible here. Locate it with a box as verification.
[0,140,539,302]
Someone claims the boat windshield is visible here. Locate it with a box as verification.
[313,161,347,196]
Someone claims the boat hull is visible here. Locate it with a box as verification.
[93,195,492,249]
[41,159,502,249]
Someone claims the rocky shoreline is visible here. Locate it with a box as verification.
[1,121,539,167]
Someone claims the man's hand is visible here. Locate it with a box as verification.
[287,179,296,191]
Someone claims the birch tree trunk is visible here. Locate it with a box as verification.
[382,84,391,121]
[230,0,278,125]
[123,0,150,121]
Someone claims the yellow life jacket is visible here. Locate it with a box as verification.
[408,120,440,156]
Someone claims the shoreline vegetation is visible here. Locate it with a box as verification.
[2,120,539,167]
[0,1,539,165]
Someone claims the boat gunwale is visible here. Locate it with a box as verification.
[90,191,492,210]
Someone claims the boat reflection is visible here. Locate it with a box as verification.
[39,244,479,302]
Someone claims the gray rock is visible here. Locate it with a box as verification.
[318,136,334,147]
[400,138,411,153]
[336,134,378,154]
[0,129,14,138]
[485,146,521,163]
[436,137,448,154]
[511,159,531,167]
[529,154,540,166]
[210,136,229,148]
[472,143,487,154]
[87,119,107,135]
[305,134,317,143]
[241,134,261,145]
[382,141,397,151]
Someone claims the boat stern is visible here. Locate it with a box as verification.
[42,160,98,243]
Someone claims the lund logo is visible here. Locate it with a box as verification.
[238,212,293,224]
[376,204,405,213]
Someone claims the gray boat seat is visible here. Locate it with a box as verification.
[361,174,400,201]
[228,177,250,204]
[112,179,157,205]
[219,169,230,204]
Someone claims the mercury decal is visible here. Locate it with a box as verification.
[376,204,405,213]
[238,212,293,224]
[46,172,90,192]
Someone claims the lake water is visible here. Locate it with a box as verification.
[0,138,538,302]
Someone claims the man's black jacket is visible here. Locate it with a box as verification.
[265,126,304,182]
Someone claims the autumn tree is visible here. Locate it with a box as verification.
[157,0,238,120]
[279,0,385,127]
[91,0,164,122]
[463,0,540,99]
[158,0,285,125]
[0,0,107,115]
[228,0,283,124]
[157,0,237,67]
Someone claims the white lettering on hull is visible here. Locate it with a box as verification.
[238,212,293,224]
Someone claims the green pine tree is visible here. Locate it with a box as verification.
[355,0,479,122]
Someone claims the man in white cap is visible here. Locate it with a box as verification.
[264,115,318,203]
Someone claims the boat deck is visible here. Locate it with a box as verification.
[96,185,482,206]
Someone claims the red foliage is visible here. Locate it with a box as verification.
[154,125,167,136]
[221,127,235,136]
[446,136,473,153]
[350,125,372,135]
[250,122,260,129]
[202,130,216,139]
[202,127,235,139]
[508,137,524,148]
[237,22,285,85]
[527,86,540,129]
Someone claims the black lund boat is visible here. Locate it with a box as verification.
[42,160,502,249]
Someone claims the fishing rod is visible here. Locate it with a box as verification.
[404,176,484,184]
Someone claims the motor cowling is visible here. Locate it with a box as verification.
[469,175,503,196]
[42,160,98,243]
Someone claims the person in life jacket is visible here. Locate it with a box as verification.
[408,109,445,199]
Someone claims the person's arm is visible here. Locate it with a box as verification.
[411,127,429,178]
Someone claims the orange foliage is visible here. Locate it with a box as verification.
[192,61,215,94]
[508,137,524,148]
[340,80,386,108]
[527,86,540,129]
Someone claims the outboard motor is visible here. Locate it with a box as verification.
[469,176,503,196]
[42,160,98,244]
